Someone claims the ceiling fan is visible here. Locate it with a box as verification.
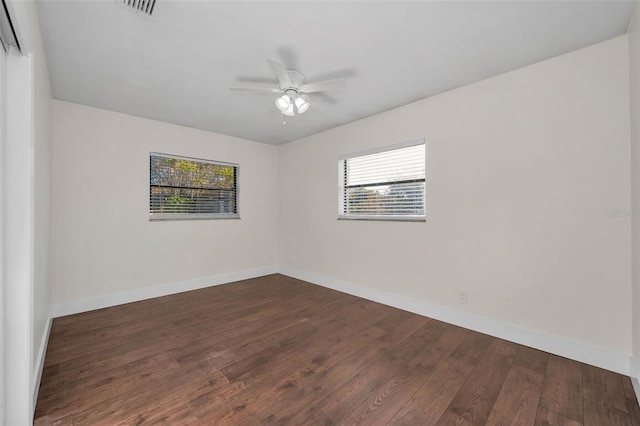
[231,60,346,120]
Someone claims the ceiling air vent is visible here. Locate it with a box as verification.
[121,0,156,17]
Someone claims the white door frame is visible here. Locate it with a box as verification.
[2,44,34,426]
[0,39,6,426]
[1,1,35,424]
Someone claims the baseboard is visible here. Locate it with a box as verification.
[32,308,53,415]
[52,266,278,318]
[279,267,633,377]
[631,362,640,403]
[49,265,633,378]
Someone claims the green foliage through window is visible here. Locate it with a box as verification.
[150,153,238,218]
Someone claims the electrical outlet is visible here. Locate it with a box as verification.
[458,291,468,304]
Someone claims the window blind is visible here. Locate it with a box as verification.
[150,153,238,220]
[339,142,425,220]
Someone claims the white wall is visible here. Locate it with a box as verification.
[51,101,278,307]
[629,1,640,381]
[279,37,632,358]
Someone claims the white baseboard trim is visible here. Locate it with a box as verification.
[633,377,640,405]
[52,266,278,318]
[631,362,640,404]
[32,308,53,415]
[279,267,633,377]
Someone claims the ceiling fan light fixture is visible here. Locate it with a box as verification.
[231,59,348,122]
[275,94,291,112]
[283,103,295,116]
[295,94,310,114]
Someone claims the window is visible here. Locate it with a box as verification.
[150,153,238,220]
[338,140,425,221]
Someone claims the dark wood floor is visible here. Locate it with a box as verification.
[35,274,640,425]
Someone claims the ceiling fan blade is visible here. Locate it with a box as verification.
[236,76,278,84]
[313,92,339,105]
[300,79,347,94]
[268,59,292,89]
[230,87,282,93]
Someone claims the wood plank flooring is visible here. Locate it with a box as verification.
[34,274,640,425]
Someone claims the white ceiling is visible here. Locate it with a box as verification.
[36,1,635,145]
